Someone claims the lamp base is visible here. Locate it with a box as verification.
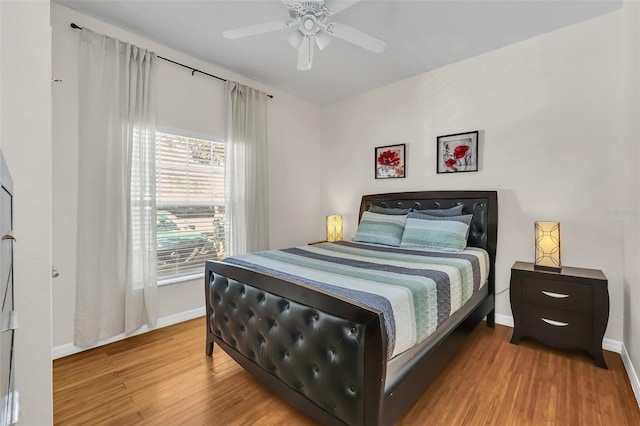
[534,264,562,273]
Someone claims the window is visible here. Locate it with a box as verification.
[155,131,225,279]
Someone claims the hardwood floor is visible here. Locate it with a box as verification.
[53,317,640,425]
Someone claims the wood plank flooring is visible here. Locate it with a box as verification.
[53,317,640,425]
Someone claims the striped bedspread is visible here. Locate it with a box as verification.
[222,241,489,359]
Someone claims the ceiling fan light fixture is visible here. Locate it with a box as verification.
[315,31,332,50]
[287,30,304,49]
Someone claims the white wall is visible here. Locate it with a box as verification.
[51,4,324,352]
[321,9,627,342]
[622,0,640,400]
[1,1,53,424]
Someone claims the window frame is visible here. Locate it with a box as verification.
[155,126,225,286]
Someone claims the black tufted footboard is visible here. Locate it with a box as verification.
[205,262,386,426]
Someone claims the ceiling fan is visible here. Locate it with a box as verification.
[223,0,387,71]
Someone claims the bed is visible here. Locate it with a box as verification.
[205,190,498,425]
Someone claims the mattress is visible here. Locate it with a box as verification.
[222,241,490,359]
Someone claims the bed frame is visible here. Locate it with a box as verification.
[205,190,498,425]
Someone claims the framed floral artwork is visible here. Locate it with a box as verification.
[375,144,406,179]
[437,131,479,173]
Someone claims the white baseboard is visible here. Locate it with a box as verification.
[494,313,514,328]
[621,344,640,408]
[603,338,623,354]
[52,306,206,360]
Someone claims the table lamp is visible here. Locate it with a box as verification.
[326,215,343,242]
[534,221,561,271]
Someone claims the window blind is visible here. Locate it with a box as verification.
[155,132,225,278]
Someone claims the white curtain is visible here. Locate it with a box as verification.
[225,81,270,256]
[75,28,158,346]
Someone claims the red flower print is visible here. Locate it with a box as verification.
[441,138,475,173]
[377,150,401,167]
[453,145,469,159]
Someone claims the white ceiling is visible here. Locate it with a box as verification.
[55,0,621,105]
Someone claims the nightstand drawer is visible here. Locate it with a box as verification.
[522,304,592,349]
[522,277,592,314]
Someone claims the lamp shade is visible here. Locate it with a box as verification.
[534,221,561,270]
[326,215,343,242]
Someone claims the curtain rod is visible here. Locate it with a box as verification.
[70,23,273,99]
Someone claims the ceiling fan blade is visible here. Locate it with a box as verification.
[323,22,387,54]
[324,0,361,15]
[223,20,295,39]
[297,35,314,71]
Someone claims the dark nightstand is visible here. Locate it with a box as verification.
[509,261,609,369]
[308,240,328,245]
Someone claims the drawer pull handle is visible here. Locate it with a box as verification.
[541,317,569,327]
[542,290,569,299]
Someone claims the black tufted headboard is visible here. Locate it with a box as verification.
[359,190,498,275]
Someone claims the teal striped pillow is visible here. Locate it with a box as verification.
[353,211,407,246]
[400,213,473,251]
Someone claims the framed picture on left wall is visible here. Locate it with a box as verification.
[375,144,406,179]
